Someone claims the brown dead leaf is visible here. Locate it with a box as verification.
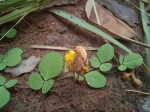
[75,46,87,62]
[85,0,136,39]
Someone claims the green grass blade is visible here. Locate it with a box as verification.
[139,1,150,74]
[0,5,37,25]
[50,9,132,53]
[0,0,53,25]
[0,0,35,12]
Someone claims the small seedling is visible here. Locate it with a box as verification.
[0,27,17,39]
[122,71,142,86]
[0,76,17,108]
[118,53,143,71]
[0,48,23,71]
[28,52,63,94]
[90,44,114,72]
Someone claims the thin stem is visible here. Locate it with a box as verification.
[55,74,74,81]
[23,19,34,30]
[0,14,26,41]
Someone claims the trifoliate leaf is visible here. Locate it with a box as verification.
[123,53,143,69]
[2,48,23,67]
[39,52,63,80]
[0,76,6,85]
[99,63,112,72]
[0,86,10,108]
[4,79,17,88]
[28,72,44,90]
[85,71,106,88]
[42,79,54,94]
[90,56,100,68]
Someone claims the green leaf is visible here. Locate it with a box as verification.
[0,86,10,108]
[123,53,143,69]
[0,76,6,85]
[39,52,63,80]
[2,48,23,67]
[118,65,127,71]
[119,55,124,64]
[97,44,114,63]
[0,54,3,62]
[0,63,6,71]
[28,72,44,90]
[50,9,132,53]
[85,71,106,88]
[78,75,84,81]
[99,63,112,72]
[90,56,100,68]
[4,79,17,88]
[42,79,54,94]
[6,28,17,38]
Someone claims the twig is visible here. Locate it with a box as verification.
[55,73,74,81]
[125,89,150,95]
[0,45,7,47]
[92,0,100,25]
[119,34,150,48]
[30,45,99,51]
[23,19,34,30]
[125,0,150,17]
[16,85,30,89]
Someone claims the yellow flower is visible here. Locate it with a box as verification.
[64,50,75,72]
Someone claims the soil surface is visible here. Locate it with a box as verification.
[1,0,150,112]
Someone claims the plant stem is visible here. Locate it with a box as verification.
[55,73,74,81]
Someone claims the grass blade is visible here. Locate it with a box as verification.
[139,1,150,75]
[0,5,37,25]
[50,9,132,53]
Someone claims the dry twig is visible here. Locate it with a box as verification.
[31,45,98,51]
[125,89,150,96]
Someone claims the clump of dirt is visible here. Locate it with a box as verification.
[1,0,150,112]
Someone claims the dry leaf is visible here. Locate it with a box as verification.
[73,54,83,72]
[85,0,136,39]
[75,46,87,62]
[5,56,40,76]
[97,0,139,26]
